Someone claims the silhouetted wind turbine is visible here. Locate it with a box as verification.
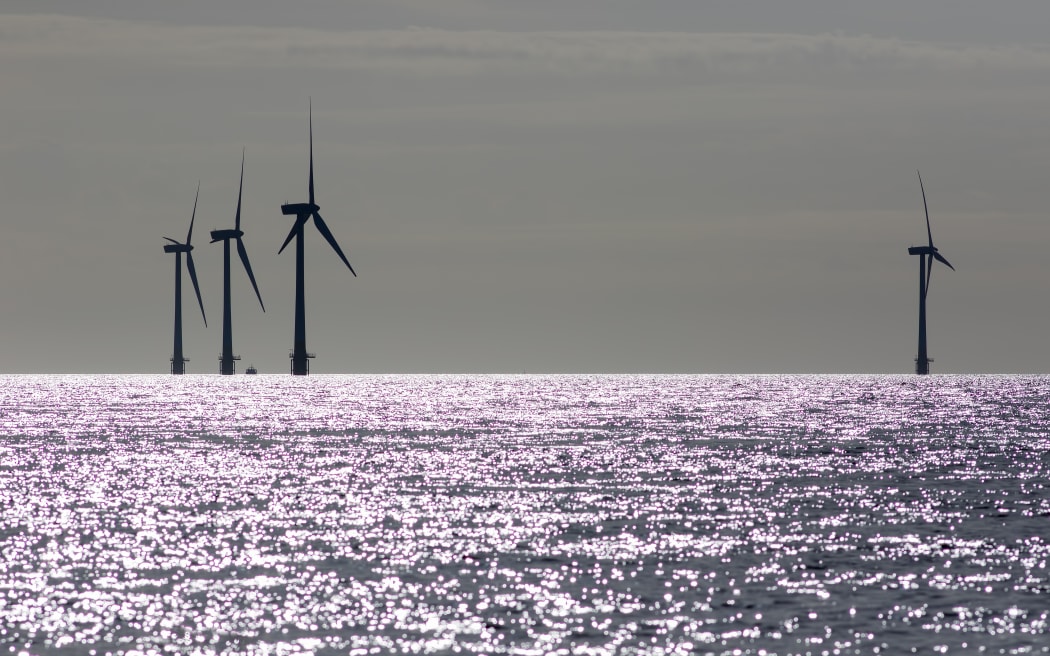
[279,101,357,375]
[164,184,207,374]
[908,171,955,375]
[211,150,265,375]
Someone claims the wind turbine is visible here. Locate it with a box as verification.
[211,150,265,375]
[164,184,207,374]
[279,101,357,375]
[908,171,955,375]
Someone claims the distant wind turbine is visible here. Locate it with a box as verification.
[211,150,265,375]
[279,100,357,375]
[163,184,207,374]
[908,171,955,375]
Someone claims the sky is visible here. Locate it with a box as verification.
[3,2,1050,374]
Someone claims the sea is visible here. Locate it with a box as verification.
[1,374,1048,655]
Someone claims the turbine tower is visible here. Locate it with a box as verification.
[279,101,357,375]
[164,184,207,374]
[211,151,265,375]
[908,171,955,375]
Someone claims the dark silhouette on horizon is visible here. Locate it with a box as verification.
[908,171,955,375]
[210,150,265,375]
[163,184,207,374]
[279,100,357,375]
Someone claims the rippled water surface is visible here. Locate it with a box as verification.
[1,374,1049,655]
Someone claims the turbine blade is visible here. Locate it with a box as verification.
[187,181,200,245]
[278,216,306,254]
[235,148,245,231]
[308,98,315,207]
[163,237,180,245]
[186,252,207,326]
[918,170,934,248]
[237,237,265,312]
[925,253,934,296]
[313,212,356,276]
[933,251,955,271]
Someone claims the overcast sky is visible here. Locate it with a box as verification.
[4,2,1050,374]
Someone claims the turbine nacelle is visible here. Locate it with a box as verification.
[281,202,319,217]
[210,229,244,242]
[163,242,193,254]
[908,245,955,271]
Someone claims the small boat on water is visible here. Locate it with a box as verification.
[245,365,258,375]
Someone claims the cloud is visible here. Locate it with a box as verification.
[5,13,1050,78]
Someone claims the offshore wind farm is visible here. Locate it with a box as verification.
[162,104,357,375]
[8,4,1050,653]
[164,143,957,375]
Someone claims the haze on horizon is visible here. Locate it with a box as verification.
[3,1,1050,374]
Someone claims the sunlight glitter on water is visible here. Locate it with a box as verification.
[0,374,1049,654]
